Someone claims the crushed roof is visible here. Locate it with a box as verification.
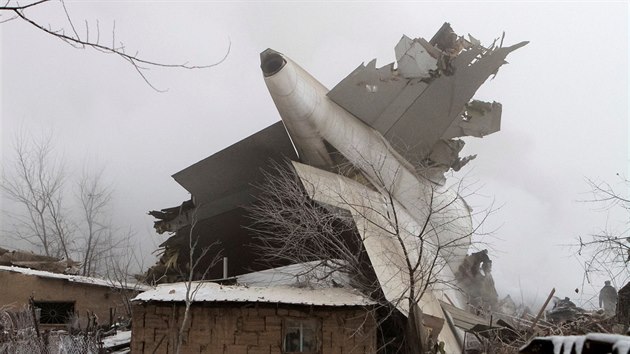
[0,265,151,291]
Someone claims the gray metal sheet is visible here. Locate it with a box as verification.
[383,43,527,157]
[172,121,298,219]
[327,60,406,126]
[329,41,526,160]
[440,300,497,331]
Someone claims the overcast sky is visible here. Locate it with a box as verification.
[1,1,628,308]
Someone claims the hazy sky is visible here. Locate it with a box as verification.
[1,1,628,308]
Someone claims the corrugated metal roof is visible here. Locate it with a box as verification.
[132,282,375,307]
[0,265,151,291]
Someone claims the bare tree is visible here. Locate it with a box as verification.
[248,160,494,354]
[577,176,630,285]
[1,0,230,90]
[76,168,116,276]
[1,130,74,258]
[104,233,145,320]
[174,205,221,354]
[2,131,140,279]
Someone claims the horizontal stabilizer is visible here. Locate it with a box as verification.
[173,121,297,219]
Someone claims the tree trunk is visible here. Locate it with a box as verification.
[406,305,426,354]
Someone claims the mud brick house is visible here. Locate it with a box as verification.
[131,263,378,354]
[0,265,149,328]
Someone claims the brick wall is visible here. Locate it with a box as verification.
[131,302,377,353]
[0,271,138,327]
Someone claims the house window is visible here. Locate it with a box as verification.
[34,301,74,324]
[283,318,320,353]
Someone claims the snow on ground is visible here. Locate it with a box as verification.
[102,330,131,348]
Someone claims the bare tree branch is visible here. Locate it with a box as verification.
[574,176,630,286]
[175,205,221,354]
[2,0,231,91]
[247,159,495,353]
[1,129,72,258]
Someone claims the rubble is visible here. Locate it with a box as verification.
[456,249,499,310]
[0,247,80,274]
[456,289,625,353]
[462,308,620,353]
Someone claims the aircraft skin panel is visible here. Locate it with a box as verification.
[371,80,430,139]
[171,121,297,219]
[383,43,526,157]
[291,161,463,353]
[326,60,407,127]
[263,49,334,169]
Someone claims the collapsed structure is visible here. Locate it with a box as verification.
[0,247,80,274]
[148,23,526,353]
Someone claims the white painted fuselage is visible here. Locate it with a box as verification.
[262,51,472,274]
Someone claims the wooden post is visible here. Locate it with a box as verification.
[529,288,555,332]
[28,296,41,339]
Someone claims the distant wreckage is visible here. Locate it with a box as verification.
[149,23,526,352]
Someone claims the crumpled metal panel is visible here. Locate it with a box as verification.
[328,27,526,162]
[327,59,406,127]
[442,100,502,139]
[395,35,438,79]
[381,42,526,159]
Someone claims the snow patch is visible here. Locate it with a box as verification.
[0,265,151,291]
[133,282,374,307]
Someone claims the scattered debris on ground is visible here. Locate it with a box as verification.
[458,285,630,353]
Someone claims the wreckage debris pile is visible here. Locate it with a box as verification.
[471,305,624,353]
[0,247,80,274]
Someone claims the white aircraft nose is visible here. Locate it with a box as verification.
[260,49,286,77]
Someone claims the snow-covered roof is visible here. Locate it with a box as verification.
[132,282,374,307]
[236,260,350,287]
[0,265,151,291]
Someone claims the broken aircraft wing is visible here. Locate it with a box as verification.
[328,23,527,159]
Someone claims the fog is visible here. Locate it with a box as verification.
[1,2,628,308]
